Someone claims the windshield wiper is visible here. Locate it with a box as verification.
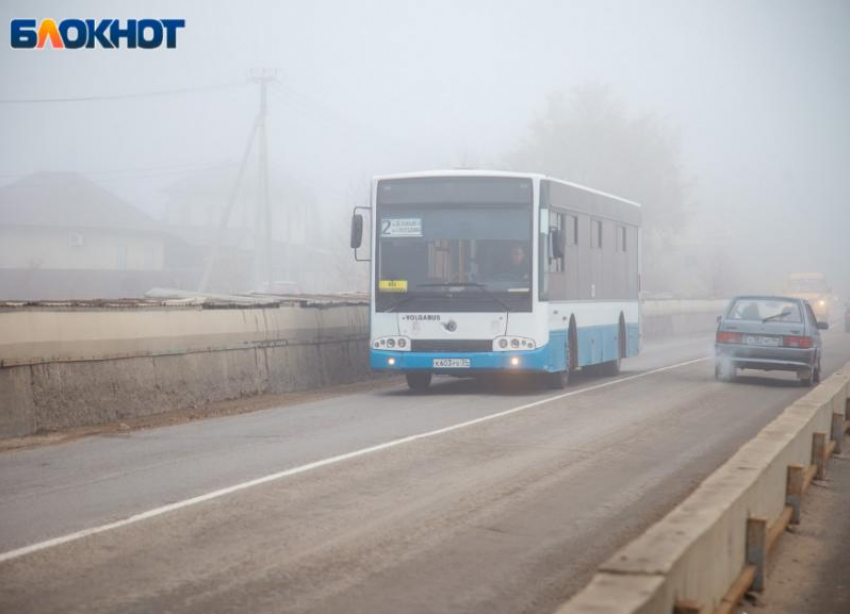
[762,311,792,323]
[385,294,421,313]
[415,282,512,312]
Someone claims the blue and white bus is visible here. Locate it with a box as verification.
[350,171,642,390]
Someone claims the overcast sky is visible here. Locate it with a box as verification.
[2,0,848,294]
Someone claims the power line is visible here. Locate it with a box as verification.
[0,81,248,104]
[268,82,416,153]
[0,160,236,181]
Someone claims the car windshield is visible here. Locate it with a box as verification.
[727,299,802,323]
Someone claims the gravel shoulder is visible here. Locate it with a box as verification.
[739,434,850,614]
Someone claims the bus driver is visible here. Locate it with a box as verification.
[506,243,529,280]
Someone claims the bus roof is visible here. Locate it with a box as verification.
[788,272,825,280]
[373,170,642,209]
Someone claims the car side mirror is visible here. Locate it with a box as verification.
[350,213,363,249]
[550,227,565,260]
[716,315,722,324]
[817,321,829,330]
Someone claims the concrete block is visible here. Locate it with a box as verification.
[554,572,668,614]
[0,366,36,437]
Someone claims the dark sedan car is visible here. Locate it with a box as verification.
[715,295,828,386]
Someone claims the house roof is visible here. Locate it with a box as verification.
[0,172,161,233]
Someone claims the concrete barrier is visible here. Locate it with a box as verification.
[0,297,370,438]
[556,362,850,614]
[641,299,727,339]
[0,297,725,439]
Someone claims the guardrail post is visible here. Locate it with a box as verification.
[845,398,850,435]
[786,465,804,524]
[812,432,827,480]
[832,413,845,455]
[673,599,703,614]
[747,517,768,592]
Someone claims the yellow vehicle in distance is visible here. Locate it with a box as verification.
[785,273,833,322]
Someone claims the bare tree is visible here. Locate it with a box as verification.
[507,84,693,293]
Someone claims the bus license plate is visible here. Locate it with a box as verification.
[744,335,781,347]
[433,358,471,368]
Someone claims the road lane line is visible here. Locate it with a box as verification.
[0,356,710,564]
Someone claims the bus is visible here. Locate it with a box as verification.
[785,273,833,321]
[350,171,642,391]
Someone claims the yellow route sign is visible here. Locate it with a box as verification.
[379,280,408,292]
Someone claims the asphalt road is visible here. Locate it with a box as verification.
[2,328,850,614]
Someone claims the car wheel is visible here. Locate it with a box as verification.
[406,372,432,391]
[800,368,814,387]
[715,362,735,382]
[544,369,569,390]
[813,359,822,384]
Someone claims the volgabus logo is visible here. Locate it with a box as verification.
[10,19,186,49]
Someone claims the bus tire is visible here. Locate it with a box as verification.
[600,316,626,376]
[544,369,569,390]
[599,356,621,376]
[406,372,432,391]
[568,317,579,372]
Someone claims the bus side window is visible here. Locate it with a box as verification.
[591,219,603,249]
[549,211,564,272]
[566,214,578,246]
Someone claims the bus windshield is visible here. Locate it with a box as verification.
[375,177,533,312]
[788,279,828,293]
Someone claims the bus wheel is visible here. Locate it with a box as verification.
[406,372,432,391]
[599,355,621,376]
[544,369,569,390]
[598,319,625,376]
[568,318,579,372]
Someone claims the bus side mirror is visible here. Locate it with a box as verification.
[550,227,565,260]
[350,214,364,249]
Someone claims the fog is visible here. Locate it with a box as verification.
[1,0,848,302]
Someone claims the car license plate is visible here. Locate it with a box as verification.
[432,358,471,368]
[744,335,781,347]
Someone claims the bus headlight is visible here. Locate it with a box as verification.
[510,356,521,367]
[372,336,411,351]
[493,336,537,351]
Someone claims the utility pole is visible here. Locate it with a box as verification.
[199,68,277,293]
[251,68,276,292]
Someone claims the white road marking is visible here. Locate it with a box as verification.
[0,356,709,564]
